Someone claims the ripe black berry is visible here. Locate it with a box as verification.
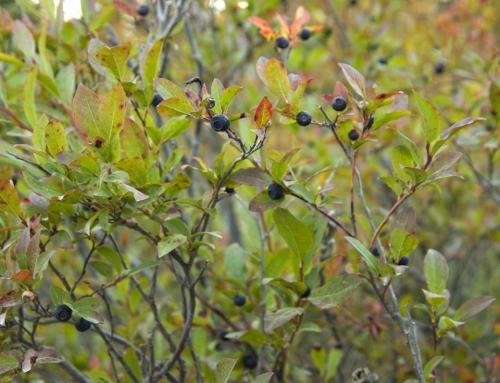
[296,111,312,126]
[75,318,92,332]
[398,256,409,266]
[299,28,311,40]
[301,286,311,298]
[11,176,17,186]
[219,331,230,341]
[331,96,347,112]
[485,124,494,131]
[371,246,380,257]
[136,4,149,16]
[275,36,289,49]
[243,354,258,369]
[233,294,246,307]
[348,130,360,141]
[378,57,388,65]
[434,61,445,74]
[365,115,374,130]
[268,183,284,200]
[152,92,163,107]
[210,114,230,132]
[54,304,73,322]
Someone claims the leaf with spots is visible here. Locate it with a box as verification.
[98,83,126,141]
[120,117,151,164]
[115,157,148,187]
[254,96,273,129]
[95,44,131,81]
[73,84,100,140]
[45,120,68,157]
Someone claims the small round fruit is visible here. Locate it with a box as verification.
[75,318,92,332]
[243,354,258,369]
[301,286,311,298]
[434,61,445,74]
[152,92,163,107]
[275,36,290,49]
[22,291,34,303]
[210,114,231,132]
[233,294,246,307]
[299,28,312,40]
[378,57,388,65]
[398,256,410,266]
[136,4,149,16]
[331,96,347,112]
[11,176,17,186]
[370,246,380,257]
[219,331,230,341]
[365,115,375,130]
[348,129,360,141]
[54,304,73,322]
[296,111,312,126]
[268,183,284,200]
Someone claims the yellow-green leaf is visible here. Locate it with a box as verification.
[73,84,100,140]
[264,58,290,103]
[23,66,38,127]
[95,44,131,80]
[413,90,440,143]
[0,178,22,219]
[45,120,68,157]
[98,83,127,141]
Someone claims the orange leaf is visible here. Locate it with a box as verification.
[11,270,33,284]
[249,16,272,32]
[254,97,273,129]
[275,13,290,36]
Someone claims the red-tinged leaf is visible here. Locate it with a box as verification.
[157,98,194,117]
[307,25,325,32]
[231,168,273,186]
[288,74,302,91]
[254,96,273,129]
[388,207,416,236]
[112,0,134,15]
[427,151,462,176]
[321,94,335,104]
[249,191,283,212]
[275,13,290,36]
[280,104,299,119]
[0,178,22,219]
[376,91,404,100]
[256,56,269,85]
[221,86,243,114]
[248,16,272,32]
[10,270,32,284]
[73,84,99,140]
[0,290,24,308]
[290,7,310,35]
[338,63,366,99]
[264,58,290,103]
[333,81,349,99]
[454,296,496,321]
[292,78,313,105]
[154,78,188,101]
[183,89,200,109]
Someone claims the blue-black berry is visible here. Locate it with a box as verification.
[75,318,92,332]
[54,304,73,322]
[296,111,312,126]
[210,114,231,132]
[137,5,149,16]
[348,130,360,141]
[243,354,258,369]
[365,116,375,130]
[299,28,312,40]
[398,256,409,266]
[370,246,380,257]
[268,183,284,200]
[434,61,445,74]
[378,57,388,65]
[219,331,230,341]
[301,286,311,298]
[331,97,347,112]
[275,36,289,49]
[233,294,246,307]
[152,92,163,107]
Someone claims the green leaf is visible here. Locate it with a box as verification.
[142,38,165,86]
[272,208,313,260]
[88,39,116,78]
[308,274,362,309]
[424,249,448,294]
[271,161,287,180]
[55,64,75,107]
[0,52,28,67]
[288,184,314,203]
[338,63,365,99]
[73,84,100,140]
[211,78,225,114]
[121,117,151,163]
[263,278,307,296]
[73,307,104,324]
[96,246,123,273]
[372,110,413,131]
[224,244,247,283]
[213,358,238,383]
[37,72,60,99]
[155,78,188,101]
[50,285,64,306]
[403,167,427,185]
[389,230,418,259]
[51,230,73,249]
[250,373,274,383]
[23,66,38,127]
[220,86,243,114]
[427,151,462,177]
[248,191,282,212]
[0,178,22,219]
[422,289,447,308]
[264,58,290,103]
[394,130,424,167]
[264,307,303,332]
[454,296,496,322]
[423,356,444,379]
[0,355,20,375]
[162,118,191,142]
[230,168,273,186]
[22,169,65,199]
[95,44,131,80]
[391,145,413,182]
[124,347,143,383]
[413,90,440,143]
[325,349,343,380]
[345,237,381,275]
[13,20,35,62]
[45,120,68,157]
[489,81,500,123]
[158,234,186,257]
[73,297,100,311]
[380,176,404,197]
[98,83,126,141]
[157,98,194,117]
[291,78,313,105]
[115,157,149,187]
[32,114,49,151]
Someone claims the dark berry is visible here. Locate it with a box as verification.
[210,114,230,132]
[233,294,246,307]
[11,176,17,186]
[75,318,92,332]
[299,28,312,40]
[268,183,284,200]
[398,256,409,266]
[275,36,290,49]
[219,331,230,341]
[371,246,380,257]
[152,92,163,107]
[301,286,311,298]
[378,57,388,65]
[82,204,90,211]
[331,96,347,112]
[485,124,494,131]
[434,61,445,74]
[136,4,149,16]
[296,111,312,126]
[243,354,258,369]
[348,129,360,141]
[53,304,72,322]
[365,115,375,130]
